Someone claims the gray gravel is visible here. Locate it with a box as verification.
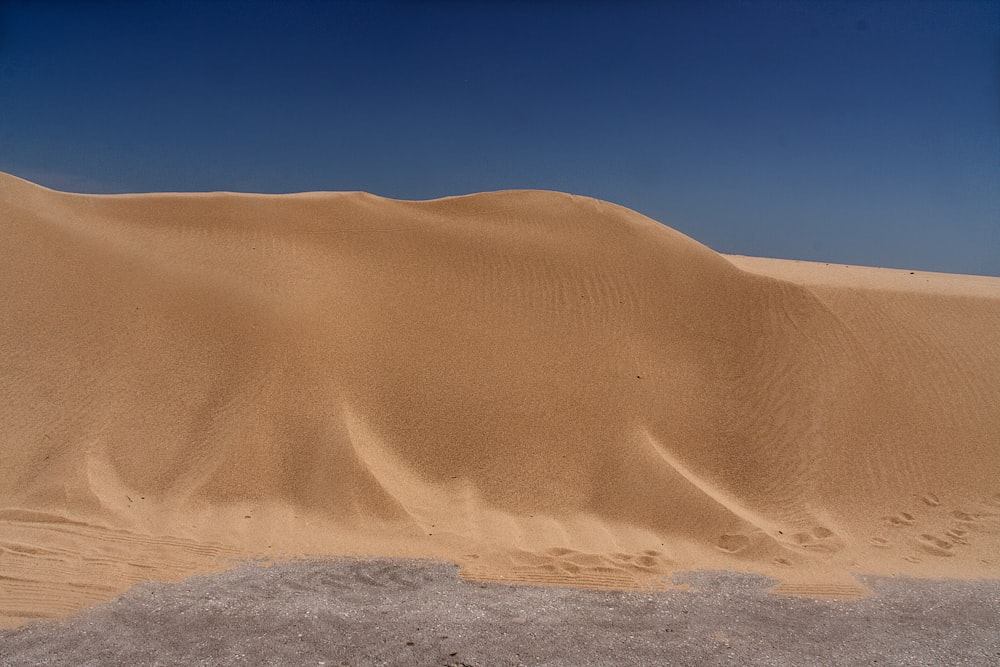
[2,559,998,666]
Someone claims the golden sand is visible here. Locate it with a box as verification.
[1,172,998,626]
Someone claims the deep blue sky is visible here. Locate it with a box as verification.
[1,1,998,275]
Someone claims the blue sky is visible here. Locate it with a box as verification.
[1,1,997,275]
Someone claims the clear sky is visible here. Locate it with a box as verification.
[1,1,998,275]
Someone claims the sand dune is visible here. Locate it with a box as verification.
[1,171,998,627]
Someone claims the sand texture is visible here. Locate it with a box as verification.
[1,171,999,627]
[4,559,1000,666]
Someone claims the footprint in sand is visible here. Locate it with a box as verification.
[944,527,969,545]
[611,552,658,568]
[869,537,891,549]
[922,493,941,507]
[612,550,662,570]
[789,526,843,553]
[947,509,1000,532]
[915,534,954,557]
[483,547,674,589]
[715,533,750,553]
[884,512,916,527]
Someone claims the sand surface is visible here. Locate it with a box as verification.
[1,171,999,628]
[3,558,999,666]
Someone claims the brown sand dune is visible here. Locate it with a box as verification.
[1,171,998,627]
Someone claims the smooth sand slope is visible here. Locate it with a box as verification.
[1,172,998,627]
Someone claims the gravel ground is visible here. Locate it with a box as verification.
[2,559,999,666]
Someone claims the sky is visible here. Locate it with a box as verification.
[1,1,998,276]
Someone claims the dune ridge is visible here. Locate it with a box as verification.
[1,171,998,627]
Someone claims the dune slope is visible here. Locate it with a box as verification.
[1,172,998,626]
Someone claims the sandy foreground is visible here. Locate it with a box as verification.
[2,558,998,666]
[1,171,998,650]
